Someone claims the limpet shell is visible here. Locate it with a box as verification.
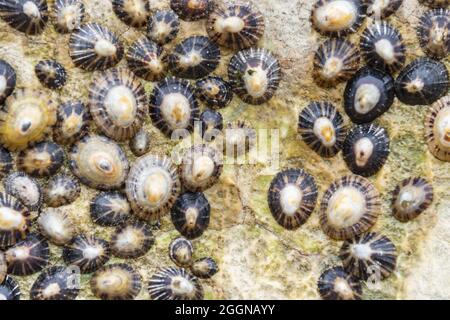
[30,266,79,300]
[425,95,450,161]
[4,172,43,211]
[148,267,204,300]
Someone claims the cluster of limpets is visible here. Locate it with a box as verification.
[268,0,447,300]
[0,0,280,300]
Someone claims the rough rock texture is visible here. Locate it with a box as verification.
[0,0,449,300]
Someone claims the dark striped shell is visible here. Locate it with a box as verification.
[90,191,131,226]
[35,60,67,89]
[30,266,80,300]
[228,48,281,105]
[319,175,381,240]
[0,0,48,35]
[168,36,221,80]
[17,141,65,177]
[88,68,148,141]
[90,263,142,300]
[313,38,360,88]
[129,129,151,157]
[417,8,450,59]
[110,220,154,259]
[148,267,204,300]
[0,89,57,152]
[394,57,449,105]
[366,0,403,19]
[126,37,168,82]
[317,266,362,300]
[0,192,30,248]
[360,22,406,74]
[37,208,75,245]
[171,192,210,239]
[169,237,194,267]
[268,169,318,230]
[53,0,85,33]
[298,102,347,158]
[44,174,80,207]
[195,76,233,109]
[4,233,49,276]
[191,257,218,279]
[69,23,124,71]
[4,172,43,211]
[0,276,21,300]
[69,135,129,190]
[343,124,390,177]
[199,109,223,141]
[112,0,150,28]
[425,95,450,161]
[340,232,397,280]
[147,9,180,45]
[149,77,200,137]
[310,0,367,37]
[392,177,434,221]
[0,59,16,105]
[170,0,213,21]
[53,101,90,146]
[344,67,395,124]
[206,2,265,50]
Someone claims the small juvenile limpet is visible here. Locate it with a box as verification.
[0,0,48,35]
[5,233,49,276]
[169,237,194,268]
[419,0,450,8]
[69,23,124,71]
[343,124,390,177]
[0,192,30,248]
[169,36,221,80]
[69,135,129,191]
[110,220,154,259]
[418,8,450,59]
[344,67,395,124]
[179,145,223,192]
[112,0,150,28]
[35,60,67,90]
[0,251,6,283]
[17,141,65,178]
[228,48,282,105]
[340,232,397,280]
[224,121,256,157]
[89,68,148,141]
[62,234,111,274]
[360,22,406,74]
[37,207,76,246]
[298,102,347,158]
[4,172,43,211]
[366,0,403,19]
[170,0,213,21]
[268,169,318,230]
[394,57,449,105]
[317,266,362,300]
[0,88,56,152]
[147,9,180,45]
[0,59,16,105]
[53,0,85,33]
[191,257,218,279]
[313,38,360,88]
[53,101,90,146]
[319,175,381,240]
[392,177,434,221]
[44,174,81,207]
[126,37,168,82]
[90,263,142,300]
[30,266,79,300]
[171,192,210,239]
[149,77,200,137]
[310,0,367,37]
[196,76,233,109]
[0,275,21,300]
[90,191,131,226]
[0,146,13,179]
[125,154,181,221]
[129,129,151,157]
[206,2,265,50]
[200,109,223,141]
[425,95,450,161]
[148,267,204,300]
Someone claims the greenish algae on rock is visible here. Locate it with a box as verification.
[0,0,449,300]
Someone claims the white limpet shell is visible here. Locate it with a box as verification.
[37,208,75,245]
[374,39,395,63]
[54,0,85,33]
[279,184,303,216]
[354,137,375,167]
[148,267,204,300]
[354,83,381,114]
[125,154,181,221]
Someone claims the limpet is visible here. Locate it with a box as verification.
[195,76,233,109]
[0,192,30,248]
[34,59,67,90]
[30,266,79,300]
[0,0,48,35]
[129,129,151,157]
[0,275,21,300]
[191,257,218,279]
[392,177,434,221]
[53,101,90,146]
[37,208,76,246]
[148,267,204,300]
[53,0,85,33]
[169,237,194,268]
[199,109,223,141]
[366,0,403,19]
[170,0,213,21]
[267,169,318,230]
[110,220,154,259]
[0,59,16,105]
[44,174,81,207]
[147,9,180,45]
[16,141,65,178]
[317,266,362,300]
[90,191,131,227]
[4,172,43,211]
[112,0,150,28]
